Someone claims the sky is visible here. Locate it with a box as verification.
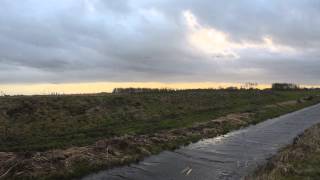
[0,0,320,94]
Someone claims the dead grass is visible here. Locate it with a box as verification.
[249,124,320,180]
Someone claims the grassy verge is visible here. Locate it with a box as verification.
[0,89,320,179]
[249,123,320,180]
[0,89,319,152]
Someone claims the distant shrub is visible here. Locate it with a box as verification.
[272,83,300,90]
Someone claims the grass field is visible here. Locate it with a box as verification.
[0,89,319,152]
[1,89,320,179]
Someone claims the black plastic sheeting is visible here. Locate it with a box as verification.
[83,103,320,180]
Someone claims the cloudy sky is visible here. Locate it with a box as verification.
[0,0,320,93]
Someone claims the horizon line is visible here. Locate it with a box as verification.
[1,82,320,96]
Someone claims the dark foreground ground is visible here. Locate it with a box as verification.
[0,89,320,179]
[249,122,320,180]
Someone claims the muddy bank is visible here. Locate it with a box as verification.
[248,123,320,180]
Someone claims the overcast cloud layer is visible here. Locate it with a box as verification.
[0,0,319,84]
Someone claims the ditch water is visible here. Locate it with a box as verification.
[83,103,320,180]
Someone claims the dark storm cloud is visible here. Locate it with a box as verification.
[0,0,319,84]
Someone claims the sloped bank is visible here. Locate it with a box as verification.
[0,96,319,180]
[248,122,320,180]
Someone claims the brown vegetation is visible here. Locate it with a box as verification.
[248,123,320,180]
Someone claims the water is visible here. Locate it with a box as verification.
[83,103,320,180]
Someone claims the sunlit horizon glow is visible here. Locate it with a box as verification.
[0,82,319,96]
[0,82,272,95]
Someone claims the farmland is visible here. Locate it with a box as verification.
[0,89,320,179]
